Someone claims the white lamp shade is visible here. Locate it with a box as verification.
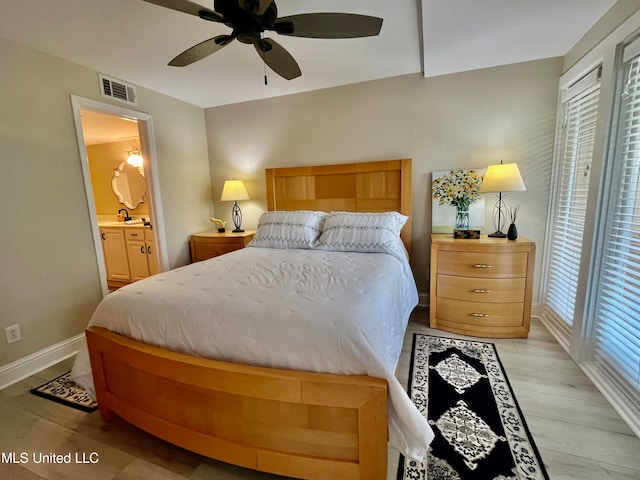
[479,163,526,193]
[220,180,249,201]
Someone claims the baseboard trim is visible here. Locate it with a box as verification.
[581,363,640,439]
[0,333,85,390]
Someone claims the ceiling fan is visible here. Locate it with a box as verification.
[142,0,383,80]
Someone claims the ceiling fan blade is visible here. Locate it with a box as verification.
[141,0,223,22]
[169,35,234,67]
[255,38,301,80]
[274,13,383,39]
[237,0,273,15]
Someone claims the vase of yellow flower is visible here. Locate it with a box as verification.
[455,204,470,230]
[432,169,483,231]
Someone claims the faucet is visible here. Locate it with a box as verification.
[118,208,132,221]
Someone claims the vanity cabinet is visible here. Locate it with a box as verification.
[100,226,157,288]
[100,227,131,283]
[430,234,536,338]
[125,229,157,281]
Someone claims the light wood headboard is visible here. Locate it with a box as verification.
[265,159,412,254]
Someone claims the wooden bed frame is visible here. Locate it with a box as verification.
[86,158,412,480]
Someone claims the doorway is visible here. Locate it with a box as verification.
[71,96,168,296]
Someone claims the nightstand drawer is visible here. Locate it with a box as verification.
[438,251,528,278]
[436,298,524,327]
[189,230,255,263]
[193,242,241,261]
[437,275,526,303]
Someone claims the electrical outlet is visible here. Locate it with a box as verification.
[4,324,21,344]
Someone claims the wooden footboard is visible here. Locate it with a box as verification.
[86,327,388,480]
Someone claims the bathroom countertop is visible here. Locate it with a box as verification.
[98,221,151,228]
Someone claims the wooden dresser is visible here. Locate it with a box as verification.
[430,234,536,338]
[189,230,255,263]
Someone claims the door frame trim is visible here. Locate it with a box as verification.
[70,95,168,296]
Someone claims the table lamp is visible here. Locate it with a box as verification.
[478,162,526,237]
[220,180,249,232]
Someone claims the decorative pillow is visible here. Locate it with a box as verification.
[316,211,408,258]
[248,210,327,249]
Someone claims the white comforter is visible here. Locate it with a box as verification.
[71,246,434,461]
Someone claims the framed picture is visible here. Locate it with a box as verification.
[432,169,486,233]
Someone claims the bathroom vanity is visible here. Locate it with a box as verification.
[99,223,158,289]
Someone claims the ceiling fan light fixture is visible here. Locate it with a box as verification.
[143,0,383,81]
[237,31,260,44]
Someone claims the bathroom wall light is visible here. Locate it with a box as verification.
[127,149,144,168]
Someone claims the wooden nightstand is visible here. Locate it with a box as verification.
[429,233,536,338]
[189,230,255,263]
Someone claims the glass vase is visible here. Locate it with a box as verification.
[455,207,470,230]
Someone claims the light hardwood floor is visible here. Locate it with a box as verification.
[1,310,639,480]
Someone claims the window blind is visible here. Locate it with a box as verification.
[542,68,601,330]
[590,49,640,408]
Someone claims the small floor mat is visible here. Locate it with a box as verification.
[30,371,98,413]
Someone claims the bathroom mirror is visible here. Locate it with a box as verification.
[112,161,146,209]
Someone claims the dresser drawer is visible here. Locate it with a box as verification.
[438,251,528,278]
[437,275,526,303]
[436,297,524,327]
[193,242,241,261]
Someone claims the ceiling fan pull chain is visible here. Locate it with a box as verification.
[261,34,268,85]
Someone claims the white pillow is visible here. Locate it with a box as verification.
[316,211,408,258]
[248,210,327,249]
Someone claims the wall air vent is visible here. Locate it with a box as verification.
[98,74,137,105]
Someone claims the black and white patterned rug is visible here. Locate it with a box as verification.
[398,334,549,480]
[31,371,98,413]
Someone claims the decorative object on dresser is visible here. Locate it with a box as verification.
[190,230,255,262]
[507,204,520,240]
[430,234,536,338]
[220,180,250,232]
[432,169,485,234]
[478,162,526,238]
[209,217,227,233]
[398,334,550,480]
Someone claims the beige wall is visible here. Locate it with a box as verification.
[0,37,212,366]
[205,58,563,296]
[564,0,640,73]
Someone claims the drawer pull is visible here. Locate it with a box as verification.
[472,289,492,293]
[473,264,493,268]
[470,313,489,317]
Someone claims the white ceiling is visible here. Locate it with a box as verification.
[1,0,616,108]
